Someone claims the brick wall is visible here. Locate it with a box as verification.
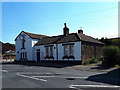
[81,41,103,64]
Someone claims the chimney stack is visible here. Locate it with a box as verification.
[78,27,83,34]
[63,23,69,35]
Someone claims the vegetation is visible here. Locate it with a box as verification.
[83,58,100,65]
[99,37,111,46]
[102,46,120,67]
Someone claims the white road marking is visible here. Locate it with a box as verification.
[33,75,88,79]
[17,73,47,82]
[33,76,56,78]
[69,85,120,88]
[66,77,88,79]
[1,70,8,72]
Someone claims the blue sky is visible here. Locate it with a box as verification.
[2,2,118,44]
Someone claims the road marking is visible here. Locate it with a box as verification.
[33,75,88,79]
[66,77,88,79]
[17,73,47,82]
[69,85,120,88]
[33,76,56,78]
[1,70,8,72]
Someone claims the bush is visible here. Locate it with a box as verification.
[112,39,120,48]
[102,46,120,67]
[89,58,99,64]
[83,58,99,65]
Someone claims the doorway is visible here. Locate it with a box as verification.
[36,49,40,62]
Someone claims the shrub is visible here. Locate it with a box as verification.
[89,58,99,64]
[102,46,120,67]
[83,58,99,65]
[112,39,120,48]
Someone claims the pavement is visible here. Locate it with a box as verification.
[1,60,120,90]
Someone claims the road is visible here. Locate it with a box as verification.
[1,61,120,89]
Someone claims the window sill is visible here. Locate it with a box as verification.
[45,56,54,59]
[21,48,25,50]
[62,56,75,59]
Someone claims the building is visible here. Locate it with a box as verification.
[0,41,16,60]
[15,23,104,64]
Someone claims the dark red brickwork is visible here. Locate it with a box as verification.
[81,41,103,64]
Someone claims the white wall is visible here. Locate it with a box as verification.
[35,41,81,61]
[35,44,56,61]
[15,32,39,61]
[57,41,81,61]
[32,39,39,60]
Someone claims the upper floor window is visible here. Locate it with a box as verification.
[22,39,25,49]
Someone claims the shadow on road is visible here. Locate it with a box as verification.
[2,61,82,68]
[86,68,120,86]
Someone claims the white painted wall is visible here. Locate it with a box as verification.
[57,41,81,61]
[32,39,40,60]
[35,44,56,61]
[35,41,81,61]
[15,32,39,61]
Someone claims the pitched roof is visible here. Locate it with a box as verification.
[55,33,80,43]
[35,35,64,46]
[35,33,104,46]
[77,33,104,44]
[15,31,48,41]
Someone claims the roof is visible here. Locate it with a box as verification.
[77,33,104,44]
[35,35,64,46]
[35,33,104,46]
[15,31,48,41]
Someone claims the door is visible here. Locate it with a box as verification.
[36,49,40,62]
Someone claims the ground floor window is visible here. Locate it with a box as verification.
[63,44,74,59]
[69,45,74,56]
[46,47,49,56]
[64,45,68,56]
[45,46,54,59]
[50,46,53,57]
[20,52,27,60]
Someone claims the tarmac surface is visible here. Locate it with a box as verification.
[1,61,120,90]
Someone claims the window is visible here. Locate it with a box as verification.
[22,39,25,49]
[50,46,53,56]
[20,52,22,59]
[25,52,27,58]
[64,45,68,56]
[46,47,49,56]
[23,52,24,59]
[69,45,73,56]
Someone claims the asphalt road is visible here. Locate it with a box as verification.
[1,61,120,90]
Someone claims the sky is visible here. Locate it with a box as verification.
[2,2,118,44]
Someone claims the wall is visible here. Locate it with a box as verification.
[32,39,39,60]
[57,41,81,61]
[35,41,81,61]
[15,32,33,61]
[81,41,103,64]
[35,44,56,61]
